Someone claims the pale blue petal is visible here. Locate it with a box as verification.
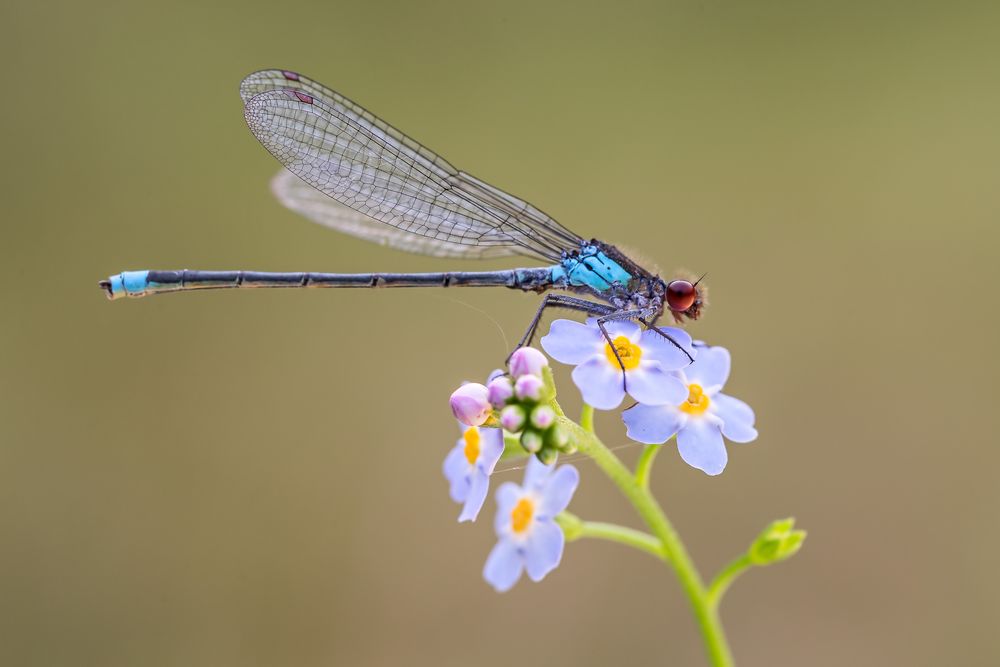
[524,520,564,582]
[572,357,625,410]
[496,481,521,510]
[677,420,728,475]
[478,428,505,474]
[443,444,470,503]
[639,327,695,370]
[713,393,758,443]
[713,392,754,424]
[626,364,689,406]
[603,319,641,342]
[459,469,490,522]
[538,465,580,518]
[541,319,603,364]
[722,419,758,444]
[622,404,683,444]
[483,539,524,592]
[494,482,522,535]
[687,346,730,390]
[523,455,554,491]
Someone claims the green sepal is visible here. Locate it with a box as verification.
[748,517,807,566]
[540,365,558,405]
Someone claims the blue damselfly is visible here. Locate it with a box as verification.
[101,69,704,363]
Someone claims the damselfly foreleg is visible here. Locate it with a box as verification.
[508,294,612,362]
[639,317,695,364]
[596,309,647,390]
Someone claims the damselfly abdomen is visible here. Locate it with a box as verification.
[101,69,704,358]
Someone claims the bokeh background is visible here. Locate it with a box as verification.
[2,0,998,665]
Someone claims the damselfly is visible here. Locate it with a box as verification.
[101,69,704,364]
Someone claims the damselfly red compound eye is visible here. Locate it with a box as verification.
[666,280,697,312]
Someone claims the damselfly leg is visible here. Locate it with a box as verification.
[595,309,647,391]
[639,317,695,364]
[508,294,613,362]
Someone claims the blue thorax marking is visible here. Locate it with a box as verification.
[551,246,633,291]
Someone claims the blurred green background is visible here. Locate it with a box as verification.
[2,0,998,664]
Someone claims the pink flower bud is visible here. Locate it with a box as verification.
[514,374,544,401]
[530,405,555,430]
[509,347,549,378]
[500,405,526,433]
[449,383,491,426]
[487,376,514,408]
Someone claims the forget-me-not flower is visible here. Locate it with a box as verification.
[443,423,505,522]
[622,343,757,475]
[541,318,695,410]
[483,456,579,592]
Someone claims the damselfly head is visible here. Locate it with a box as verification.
[658,274,705,322]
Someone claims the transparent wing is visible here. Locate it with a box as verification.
[271,169,519,259]
[241,69,582,262]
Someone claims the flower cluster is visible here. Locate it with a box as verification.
[440,309,804,667]
[542,320,757,476]
[445,349,580,591]
[443,317,759,593]
[494,348,575,463]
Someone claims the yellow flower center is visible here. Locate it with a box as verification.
[604,335,642,371]
[679,383,711,415]
[511,497,535,534]
[463,427,481,465]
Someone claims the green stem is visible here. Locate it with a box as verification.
[559,414,734,667]
[635,444,661,489]
[558,512,668,562]
[707,555,752,608]
[580,403,595,432]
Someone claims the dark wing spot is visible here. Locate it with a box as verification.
[283,89,314,104]
[281,70,301,81]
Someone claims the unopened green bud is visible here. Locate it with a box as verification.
[544,425,573,454]
[520,430,543,453]
[748,518,806,566]
[536,446,558,465]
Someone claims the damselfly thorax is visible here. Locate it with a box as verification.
[101,69,704,365]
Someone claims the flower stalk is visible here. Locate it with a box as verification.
[557,512,667,562]
[558,411,735,667]
[634,444,661,489]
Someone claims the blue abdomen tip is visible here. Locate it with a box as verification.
[103,271,149,299]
